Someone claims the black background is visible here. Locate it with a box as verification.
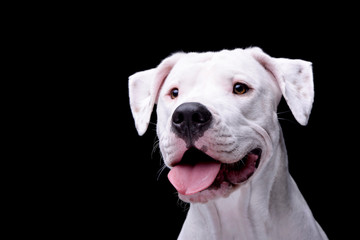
[25,5,358,240]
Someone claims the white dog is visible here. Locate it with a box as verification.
[128,47,328,239]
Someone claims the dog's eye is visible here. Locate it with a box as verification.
[170,88,179,99]
[233,82,249,95]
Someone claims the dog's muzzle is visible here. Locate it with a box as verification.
[171,102,212,148]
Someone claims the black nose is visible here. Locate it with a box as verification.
[172,102,212,147]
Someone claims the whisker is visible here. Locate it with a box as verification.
[240,159,245,166]
[177,197,190,211]
[277,110,291,115]
[151,137,159,159]
[149,121,157,126]
[156,164,167,181]
[278,117,297,125]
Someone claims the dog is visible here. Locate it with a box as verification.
[128,47,328,239]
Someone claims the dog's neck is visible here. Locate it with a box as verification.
[178,135,326,240]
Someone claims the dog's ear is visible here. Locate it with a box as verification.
[129,53,184,136]
[248,47,314,126]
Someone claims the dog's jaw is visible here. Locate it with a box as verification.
[172,148,262,203]
[179,181,233,203]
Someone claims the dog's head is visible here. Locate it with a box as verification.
[129,47,313,203]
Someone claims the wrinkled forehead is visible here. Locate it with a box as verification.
[163,50,277,92]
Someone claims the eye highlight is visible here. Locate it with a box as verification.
[233,82,249,95]
[170,88,179,99]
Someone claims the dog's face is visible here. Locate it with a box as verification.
[129,47,314,203]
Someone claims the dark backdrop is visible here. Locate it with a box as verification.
[50,8,358,240]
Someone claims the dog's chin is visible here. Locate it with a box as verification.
[177,148,262,203]
[178,182,233,203]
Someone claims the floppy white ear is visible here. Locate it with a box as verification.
[128,53,184,135]
[248,47,314,126]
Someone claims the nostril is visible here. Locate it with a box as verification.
[192,112,211,124]
[172,112,184,124]
[192,112,201,123]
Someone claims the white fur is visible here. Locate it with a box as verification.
[129,47,327,239]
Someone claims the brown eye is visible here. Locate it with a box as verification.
[233,82,249,95]
[170,88,179,99]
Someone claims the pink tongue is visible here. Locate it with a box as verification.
[168,161,221,195]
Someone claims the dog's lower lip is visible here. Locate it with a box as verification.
[209,148,262,190]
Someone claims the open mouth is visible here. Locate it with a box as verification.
[168,148,262,196]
